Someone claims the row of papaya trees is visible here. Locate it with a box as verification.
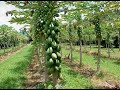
[59,1,120,72]
[5,1,120,89]
[31,1,62,88]
[0,24,28,55]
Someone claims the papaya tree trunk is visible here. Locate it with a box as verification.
[83,35,86,51]
[89,35,91,50]
[95,39,97,48]
[107,32,110,58]
[119,29,120,51]
[44,38,48,88]
[12,42,14,52]
[52,72,58,89]
[97,37,101,72]
[38,43,42,69]
[6,41,9,54]
[3,41,5,54]
[41,44,44,68]
[79,39,82,67]
[60,40,62,59]
[106,42,107,50]
[37,43,40,61]
[77,26,83,66]
[70,41,73,62]
[108,42,110,59]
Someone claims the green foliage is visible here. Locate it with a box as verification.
[0,24,28,48]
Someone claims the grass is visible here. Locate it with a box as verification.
[0,43,119,89]
[75,45,120,59]
[0,44,34,89]
[62,45,120,79]
[60,62,93,89]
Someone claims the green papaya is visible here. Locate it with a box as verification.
[47,30,51,35]
[57,45,61,51]
[55,66,59,71]
[51,30,55,37]
[52,41,57,49]
[47,47,53,55]
[48,58,54,65]
[56,59,60,66]
[52,53,57,60]
[56,52,61,59]
[47,37,52,45]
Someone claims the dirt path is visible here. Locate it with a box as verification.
[0,45,25,62]
[24,48,45,89]
[63,57,120,89]
[91,75,120,89]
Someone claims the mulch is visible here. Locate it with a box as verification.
[24,49,45,89]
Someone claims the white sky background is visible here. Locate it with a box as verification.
[0,1,24,32]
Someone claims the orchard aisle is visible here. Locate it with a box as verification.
[0,45,26,62]
[0,44,34,89]
[62,46,120,89]
[24,46,45,89]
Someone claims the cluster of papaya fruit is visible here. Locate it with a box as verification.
[43,1,62,75]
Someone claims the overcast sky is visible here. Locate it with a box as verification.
[0,1,24,32]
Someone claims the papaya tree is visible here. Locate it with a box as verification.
[84,1,115,72]
[62,12,75,62]
[77,26,83,66]
[0,24,28,55]
[41,1,62,88]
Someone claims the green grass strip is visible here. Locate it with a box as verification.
[0,44,34,89]
[61,62,93,89]
[62,47,120,79]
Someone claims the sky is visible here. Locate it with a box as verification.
[0,1,24,32]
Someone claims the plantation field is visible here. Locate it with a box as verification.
[0,44,120,89]
[1,1,120,89]
[61,45,120,88]
[62,44,120,78]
